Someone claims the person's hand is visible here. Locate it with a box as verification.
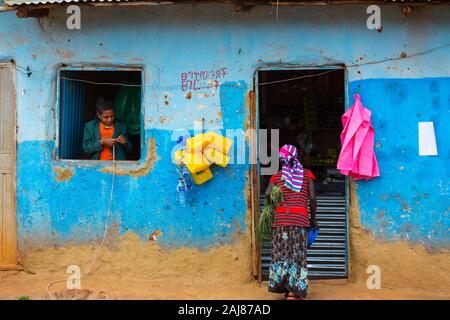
[100,138,116,147]
[116,135,127,145]
[309,218,318,230]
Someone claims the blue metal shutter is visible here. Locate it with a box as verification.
[60,77,85,159]
[260,194,348,280]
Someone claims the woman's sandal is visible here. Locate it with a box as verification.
[286,292,304,300]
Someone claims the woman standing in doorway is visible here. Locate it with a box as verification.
[265,144,318,300]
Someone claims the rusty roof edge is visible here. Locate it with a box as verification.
[1,1,178,9]
[1,0,449,11]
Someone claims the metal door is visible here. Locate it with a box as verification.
[0,63,18,270]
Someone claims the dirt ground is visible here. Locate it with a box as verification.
[1,232,449,300]
[1,273,450,300]
[2,181,449,300]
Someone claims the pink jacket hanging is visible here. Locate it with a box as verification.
[337,94,380,180]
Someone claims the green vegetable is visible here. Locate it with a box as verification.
[256,185,284,245]
[18,296,30,300]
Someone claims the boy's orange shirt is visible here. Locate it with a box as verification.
[99,123,115,160]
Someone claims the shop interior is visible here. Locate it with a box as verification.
[258,69,346,196]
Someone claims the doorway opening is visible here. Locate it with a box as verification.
[258,68,348,280]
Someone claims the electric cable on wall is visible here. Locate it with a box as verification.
[46,144,116,300]
[12,42,450,91]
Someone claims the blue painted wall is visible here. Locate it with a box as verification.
[351,78,450,248]
[0,4,448,249]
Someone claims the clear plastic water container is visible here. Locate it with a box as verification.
[177,178,187,207]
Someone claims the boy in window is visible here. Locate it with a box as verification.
[83,98,132,160]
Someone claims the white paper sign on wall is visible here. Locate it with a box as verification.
[418,122,438,156]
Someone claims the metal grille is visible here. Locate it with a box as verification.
[260,194,348,280]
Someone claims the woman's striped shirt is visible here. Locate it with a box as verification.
[269,169,315,228]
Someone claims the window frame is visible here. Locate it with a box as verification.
[55,64,145,165]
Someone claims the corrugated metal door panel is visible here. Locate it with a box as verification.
[260,194,348,280]
[60,77,85,159]
[0,64,18,269]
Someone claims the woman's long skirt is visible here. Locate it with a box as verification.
[268,226,309,298]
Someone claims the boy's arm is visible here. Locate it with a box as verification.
[119,125,132,154]
[82,123,102,154]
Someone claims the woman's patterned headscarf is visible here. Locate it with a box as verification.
[279,144,304,193]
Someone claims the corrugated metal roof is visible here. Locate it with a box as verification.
[4,0,444,7]
[4,0,136,6]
